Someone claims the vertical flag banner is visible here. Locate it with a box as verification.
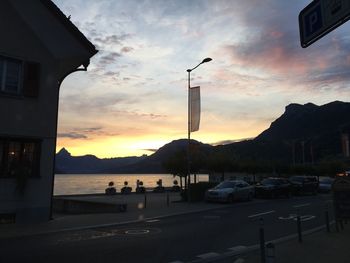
[190,86,200,132]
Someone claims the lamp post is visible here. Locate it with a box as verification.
[186,57,212,196]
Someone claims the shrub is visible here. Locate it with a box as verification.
[188,182,218,202]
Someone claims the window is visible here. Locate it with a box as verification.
[0,138,41,178]
[0,57,22,95]
[0,56,40,97]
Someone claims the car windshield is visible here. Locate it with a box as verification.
[320,178,334,184]
[215,181,236,189]
[261,179,282,185]
[290,177,304,182]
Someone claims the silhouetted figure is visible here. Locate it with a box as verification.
[121,181,132,194]
[171,179,181,192]
[105,181,116,195]
[153,179,165,193]
[136,180,146,193]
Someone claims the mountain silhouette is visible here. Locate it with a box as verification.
[222,101,350,164]
[55,101,350,173]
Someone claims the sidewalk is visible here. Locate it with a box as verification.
[243,224,350,263]
[0,192,222,239]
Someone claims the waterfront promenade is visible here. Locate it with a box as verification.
[0,192,220,238]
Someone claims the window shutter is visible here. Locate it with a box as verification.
[23,62,40,97]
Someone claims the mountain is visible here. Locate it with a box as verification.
[221,101,350,164]
[56,101,350,173]
[256,101,350,141]
[55,139,213,174]
[123,139,213,173]
[55,148,145,174]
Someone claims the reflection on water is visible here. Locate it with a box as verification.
[54,174,208,195]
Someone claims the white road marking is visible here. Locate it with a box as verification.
[248,210,275,218]
[278,214,316,221]
[196,252,220,259]
[278,214,298,220]
[125,229,150,235]
[228,245,247,253]
[293,215,316,222]
[146,219,160,223]
[293,203,310,208]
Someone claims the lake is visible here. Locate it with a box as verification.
[54,174,209,195]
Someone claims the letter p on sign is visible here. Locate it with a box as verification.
[305,4,323,36]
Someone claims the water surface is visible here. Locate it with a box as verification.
[54,174,208,195]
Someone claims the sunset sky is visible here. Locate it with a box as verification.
[53,0,350,158]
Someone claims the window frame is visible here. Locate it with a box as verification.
[0,138,41,178]
[0,56,23,96]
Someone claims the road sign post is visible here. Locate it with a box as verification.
[299,0,350,48]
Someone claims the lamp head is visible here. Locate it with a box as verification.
[202,57,212,63]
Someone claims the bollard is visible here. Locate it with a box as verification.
[266,242,275,263]
[297,215,302,243]
[259,218,266,263]
[144,193,147,209]
[325,210,330,233]
[166,193,170,207]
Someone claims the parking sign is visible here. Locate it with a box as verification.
[299,0,350,48]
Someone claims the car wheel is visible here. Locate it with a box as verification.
[227,194,234,203]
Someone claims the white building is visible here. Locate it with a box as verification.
[0,0,97,223]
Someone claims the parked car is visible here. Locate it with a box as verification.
[255,178,291,198]
[318,177,334,193]
[289,176,318,195]
[205,180,254,203]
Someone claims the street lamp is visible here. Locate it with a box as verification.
[186,57,212,195]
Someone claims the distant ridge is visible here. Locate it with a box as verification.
[56,101,350,173]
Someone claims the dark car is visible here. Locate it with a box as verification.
[255,178,291,198]
[289,176,318,195]
[318,177,334,193]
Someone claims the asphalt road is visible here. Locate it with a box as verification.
[0,194,333,263]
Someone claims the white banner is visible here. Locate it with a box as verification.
[190,86,200,132]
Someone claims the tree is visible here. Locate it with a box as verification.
[206,150,235,181]
[162,150,187,189]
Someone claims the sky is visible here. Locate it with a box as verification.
[53,0,350,158]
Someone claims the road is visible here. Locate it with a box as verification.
[0,194,333,263]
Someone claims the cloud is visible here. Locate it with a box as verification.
[94,33,132,46]
[57,133,88,139]
[59,93,135,115]
[58,126,121,140]
[104,71,119,77]
[111,110,167,120]
[121,46,134,53]
[98,51,122,65]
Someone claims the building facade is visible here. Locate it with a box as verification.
[0,0,97,223]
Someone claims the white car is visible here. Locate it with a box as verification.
[205,180,255,203]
